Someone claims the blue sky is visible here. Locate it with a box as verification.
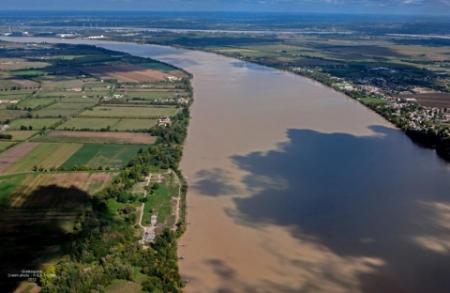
[1,0,450,14]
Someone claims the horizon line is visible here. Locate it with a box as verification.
[0,10,449,17]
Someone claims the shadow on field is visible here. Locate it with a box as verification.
[0,185,92,291]
[195,125,450,292]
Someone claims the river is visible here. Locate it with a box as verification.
[4,37,450,293]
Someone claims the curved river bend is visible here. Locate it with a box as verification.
[5,37,450,293]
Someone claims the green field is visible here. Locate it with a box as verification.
[9,118,61,130]
[143,181,177,225]
[0,79,19,90]
[0,90,34,100]
[0,174,26,207]
[39,91,84,98]
[33,101,94,117]
[80,105,178,118]
[358,97,387,106]
[0,141,16,152]
[123,90,177,100]
[41,79,84,91]
[112,118,158,131]
[3,130,37,141]
[6,143,82,173]
[58,117,119,130]
[12,69,46,78]
[58,117,157,131]
[17,97,57,110]
[61,143,146,169]
[0,109,27,122]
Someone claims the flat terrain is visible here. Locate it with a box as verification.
[9,118,61,130]
[61,143,146,169]
[58,117,158,131]
[5,142,81,173]
[79,105,179,118]
[0,142,39,173]
[0,40,190,292]
[406,93,450,108]
[41,130,156,144]
[0,141,16,152]
[3,130,37,141]
[82,64,173,82]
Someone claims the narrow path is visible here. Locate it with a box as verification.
[169,169,182,231]
[138,173,158,245]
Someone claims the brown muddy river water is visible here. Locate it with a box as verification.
[6,37,450,292]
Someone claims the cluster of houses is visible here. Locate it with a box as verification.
[329,77,450,135]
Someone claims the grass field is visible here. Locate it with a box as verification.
[3,130,37,141]
[33,102,91,117]
[0,142,39,173]
[36,131,156,144]
[12,69,46,78]
[0,174,25,207]
[58,117,119,130]
[0,79,21,90]
[62,143,146,169]
[80,105,179,118]
[0,141,16,152]
[112,118,158,131]
[17,97,57,110]
[0,90,34,99]
[0,58,49,71]
[122,90,177,100]
[41,79,84,91]
[9,172,114,205]
[9,118,61,130]
[358,97,387,106]
[0,109,27,122]
[106,280,141,293]
[39,91,86,98]
[143,180,178,225]
[58,117,158,131]
[5,143,82,173]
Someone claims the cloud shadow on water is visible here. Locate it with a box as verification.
[192,168,239,197]
[223,125,450,292]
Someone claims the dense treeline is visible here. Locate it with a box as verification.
[40,97,191,291]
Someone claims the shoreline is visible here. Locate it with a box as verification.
[3,37,450,292]
[160,43,450,164]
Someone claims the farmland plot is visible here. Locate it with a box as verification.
[5,143,82,173]
[80,105,178,118]
[82,64,172,83]
[62,143,146,169]
[9,118,61,130]
[40,131,156,144]
[0,142,39,173]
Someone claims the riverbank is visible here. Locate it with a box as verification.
[5,37,450,292]
[168,45,450,164]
